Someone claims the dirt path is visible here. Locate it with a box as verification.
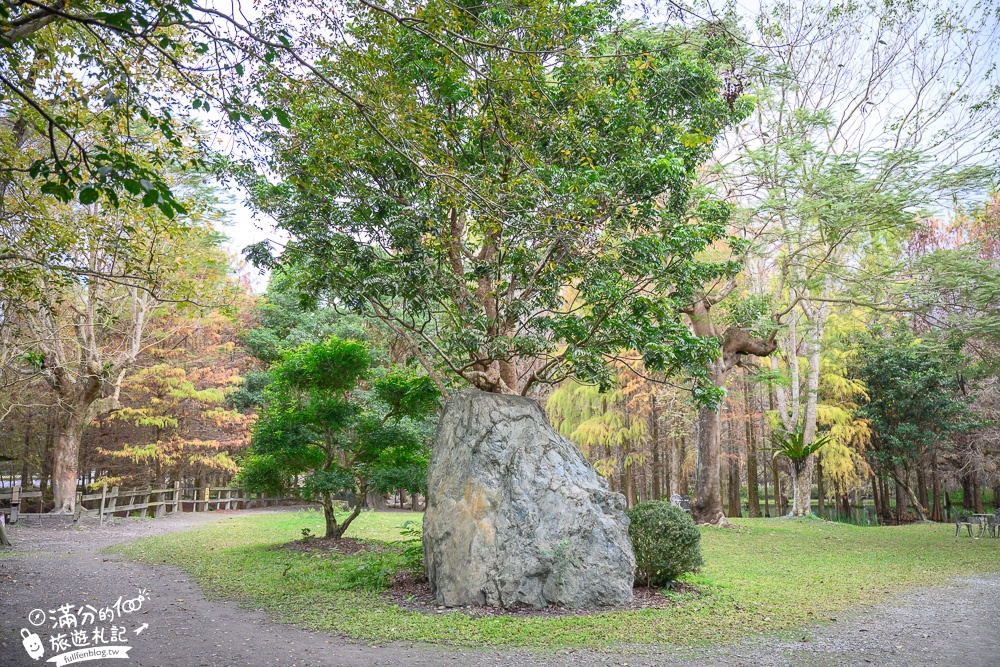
[1,510,998,667]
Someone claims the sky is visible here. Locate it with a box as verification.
[218,185,281,292]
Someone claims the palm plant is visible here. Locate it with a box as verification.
[771,429,832,516]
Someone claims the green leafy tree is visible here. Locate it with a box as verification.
[239,1,749,398]
[851,325,978,521]
[238,337,439,538]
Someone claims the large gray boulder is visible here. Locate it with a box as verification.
[422,389,634,609]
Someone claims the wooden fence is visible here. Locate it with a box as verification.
[0,484,299,527]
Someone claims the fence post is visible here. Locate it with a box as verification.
[225,488,232,511]
[204,486,210,512]
[73,491,83,527]
[10,485,20,524]
[107,486,119,523]
[171,481,181,514]
[99,485,107,527]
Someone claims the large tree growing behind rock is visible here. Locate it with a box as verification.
[237,0,750,399]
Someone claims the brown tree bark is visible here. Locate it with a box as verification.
[763,459,771,518]
[961,473,973,509]
[20,417,32,487]
[973,472,984,513]
[684,296,778,525]
[917,459,929,512]
[894,467,908,522]
[663,433,672,499]
[693,401,726,524]
[744,382,762,518]
[651,394,661,501]
[42,412,54,496]
[871,473,882,519]
[893,467,929,522]
[772,456,783,516]
[727,429,742,518]
[678,436,689,497]
[881,476,891,520]
[52,407,97,514]
[815,454,825,519]
[931,451,943,522]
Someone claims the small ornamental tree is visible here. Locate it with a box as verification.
[237,337,439,538]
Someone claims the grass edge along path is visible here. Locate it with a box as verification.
[106,509,1000,649]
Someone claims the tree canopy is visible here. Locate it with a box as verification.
[238,0,750,398]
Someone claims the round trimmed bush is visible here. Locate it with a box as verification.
[626,500,703,587]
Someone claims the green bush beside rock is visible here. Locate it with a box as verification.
[626,500,703,587]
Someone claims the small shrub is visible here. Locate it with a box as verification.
[626,500,703,587]
[338,550,402,590]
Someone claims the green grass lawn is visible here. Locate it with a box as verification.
[108,509,1000,648]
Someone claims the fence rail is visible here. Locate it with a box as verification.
[0,484,299,527]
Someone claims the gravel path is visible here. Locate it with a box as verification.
[1,510,998,667]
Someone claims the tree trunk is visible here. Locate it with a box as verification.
[881,476,892,521]
[894,469,928,522]
[52,410,88,514]
[685,297,777,524]
[872,473,883,519]
[42,412,54,497]
[961,473,974,510]
[663,433,672,500]
[726,406,741,518]
[692,400,727,525]
[790,456,814,517]
[364,491,388,510]
[728,439,742,518]
[678,436,689,497]
[917,459,929,512]
[763,457,770,518]
[651,395,661,501]
[625,447,637,507]
[815,453,825,519]
[789,314,822,518]
[0,518,11,548]
[772,456,783,516]
[322,492,337,537]
[20,417,32,487]
[973,472,984,514]
[768,387,782,516]
[931,452,943,522]
[894,467,908,522]
[332,487,365,538]
[622,398,637,508]
[745,383,761,518]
